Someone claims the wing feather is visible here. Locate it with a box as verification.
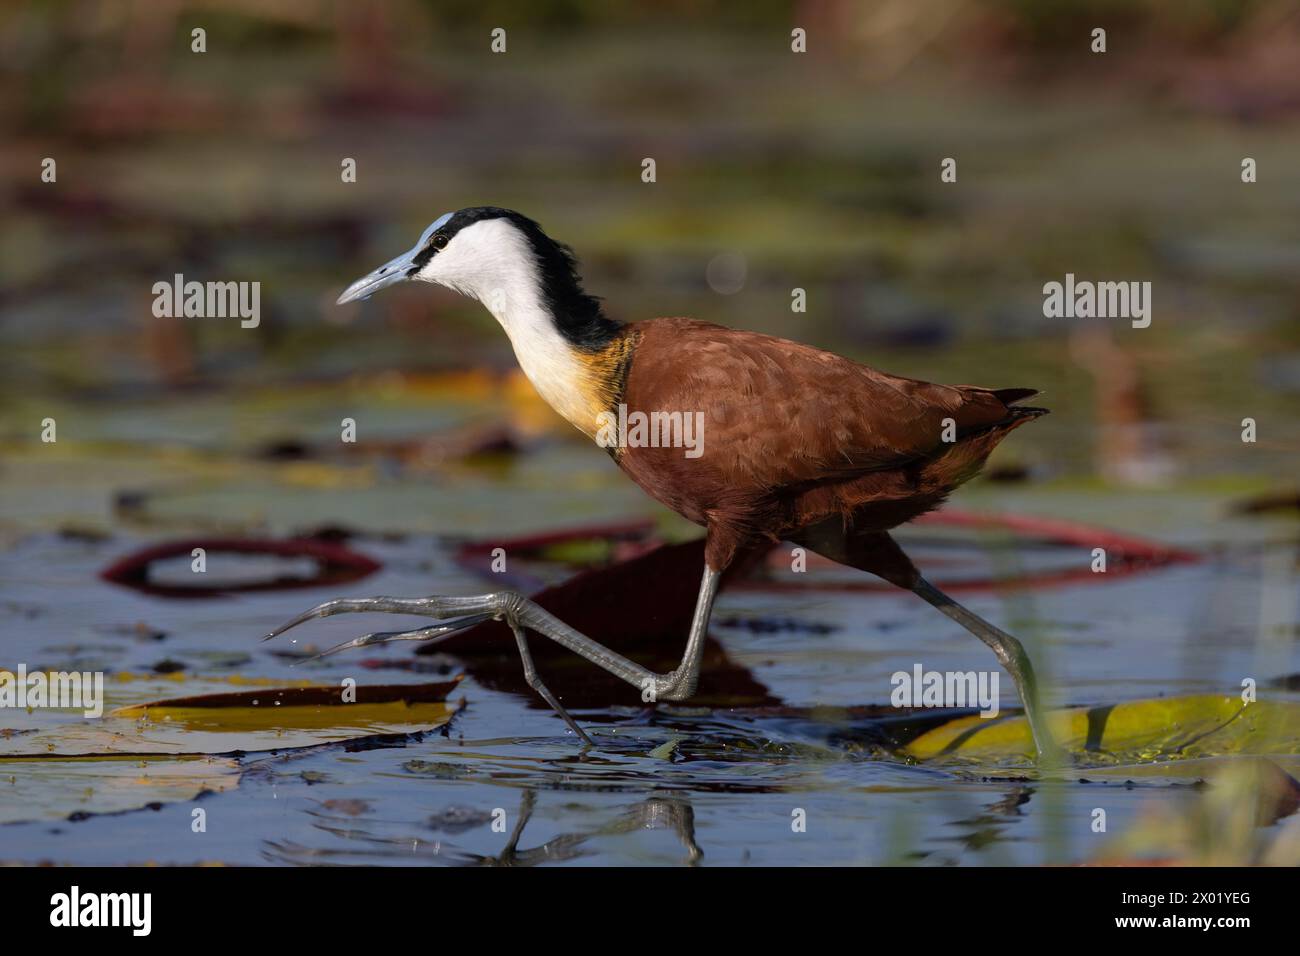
[627,319,1020,495]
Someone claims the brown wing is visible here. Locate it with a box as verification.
[624,318,1026,496]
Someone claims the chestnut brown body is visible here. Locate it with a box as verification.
[608,317,1046,583]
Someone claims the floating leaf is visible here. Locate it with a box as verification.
[100,537,381,598]
[1094,758,1300,865]
[0,674,463,824]
[903,695,1300,767]
[648,738,680,760]
[110,677,464,746]
[0,754,238,825]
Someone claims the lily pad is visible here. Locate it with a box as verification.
[110,676,465,747]
[0,674,463,824]
[0,754,238,825]
[903,695,1300,767]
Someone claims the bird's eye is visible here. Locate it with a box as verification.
[431,233,448,250]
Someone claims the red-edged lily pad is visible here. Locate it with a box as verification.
[100,537,381,598]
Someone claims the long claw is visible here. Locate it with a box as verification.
[262,597,412,642]
[262,595,497,643]
[262,599,343,642]
[292,613,496,664]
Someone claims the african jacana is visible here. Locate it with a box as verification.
[264,207,1060,759]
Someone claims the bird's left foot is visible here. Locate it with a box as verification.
[261,591,594,746]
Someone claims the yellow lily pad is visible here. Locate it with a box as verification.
[0,674,464,824]
[110,677,465,742]
[0,674,463,757]
[903,695,1300,766]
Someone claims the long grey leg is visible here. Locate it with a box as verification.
[657,565,721,701]
[912,577,1063,762]
[262,566,723,736]
[507,621,593,745]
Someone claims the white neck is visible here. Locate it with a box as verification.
[418,218,595,434]
[488,285,594,433]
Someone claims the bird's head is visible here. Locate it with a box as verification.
[335,207,626,437]
[335,206,619,350]
[339,207,499,306]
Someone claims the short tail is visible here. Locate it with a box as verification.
[991,387,1040,405]
[951,385,1048,441]
[991,387,1048,427]
[930,391,1046,488]
[1008,404,1049,420]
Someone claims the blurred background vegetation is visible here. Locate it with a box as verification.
[1,0,1298,869]
[0,0,1296,524]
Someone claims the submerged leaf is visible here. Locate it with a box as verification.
[1094,758,1300,865]
[0,754,239,825]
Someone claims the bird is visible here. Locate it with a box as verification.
[263,206,1060,760]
